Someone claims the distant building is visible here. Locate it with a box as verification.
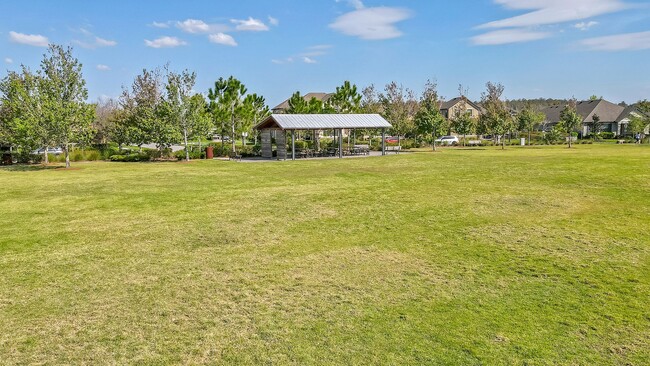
[439,96,482,120]
[541,99,643,136]
[272,92,333,114]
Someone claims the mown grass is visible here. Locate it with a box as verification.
[1,144,649,365]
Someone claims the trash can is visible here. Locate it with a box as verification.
[520,138,526,146]
[205,146,214,159]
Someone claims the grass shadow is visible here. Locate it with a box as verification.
[0,164,65,172]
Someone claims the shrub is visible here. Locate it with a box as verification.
[109,153,150,162]
[600,132,615,140]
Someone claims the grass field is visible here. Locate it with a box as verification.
[1,145,649,365]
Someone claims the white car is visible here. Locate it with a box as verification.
[435,136,459,145]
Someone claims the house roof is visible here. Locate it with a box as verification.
[272,92,333,112]
[542,99,625,123]
[255,114,392,130]
[440,96,482,112]
[616,105,642,123]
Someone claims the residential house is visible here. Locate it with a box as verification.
[439,96,482,120]
[541,99,636,136]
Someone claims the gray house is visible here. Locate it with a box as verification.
[541,99,641,136]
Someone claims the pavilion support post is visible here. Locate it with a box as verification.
[339,129,343,158]
[382,128,386,156]
[291,130,296,161]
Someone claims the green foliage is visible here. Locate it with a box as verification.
[558,101,582,148]
[381,81,418,144]
[479,82,513,149]
[414,80,446,150]
[329,81,362,113]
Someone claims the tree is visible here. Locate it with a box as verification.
[628,100,650,142]
[587,113,602,140]
[93,98,119,146]
[559,100,582,148]
[479,82,512,150]
[161,69,200,161]
[517,105,545,145]
[286,92,309,114]
[589,95,602,101]
[414,80,446,151]
[0,67,48,161]
[39,45,94,168]
[208,76,247,153]
[242,93,270,145]
[329,80,361,113]
[117,68,164,151]
[380,82,417,147]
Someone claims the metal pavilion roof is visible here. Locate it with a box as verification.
[255,114,392,130]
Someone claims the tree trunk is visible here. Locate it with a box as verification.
[43,146,49,165]
[65,144,70,168]
[183,127,190,161]
[432,133,437,152]
[528,131,532,146]
[463,134,467,147]
[568,134,572,148]
[501,135,505,150]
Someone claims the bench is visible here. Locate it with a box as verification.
[229,152,242,161]
[385,146,401,154]
[353,145,370,155]
[468,140,482,146]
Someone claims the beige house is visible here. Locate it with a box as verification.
[440,96,482,120]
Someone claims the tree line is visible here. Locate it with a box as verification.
[3,45,649,167]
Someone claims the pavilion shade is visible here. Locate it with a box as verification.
[255,114,392,130]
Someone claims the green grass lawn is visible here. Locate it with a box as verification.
[1,145,649,365]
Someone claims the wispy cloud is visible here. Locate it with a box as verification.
[478,0,628,29]
[151,21,170,28]
[96,64,111,71]
[144,36,187,48]
[272,45,332,65]
[268,16,279,26]
[336,0,365,10]
[9,31,49,47]
[176,19,229,34]
[582,30,650,51]
[231,17,269,32]
[208,33,237,46]
[574,21,599,31]
[472,28,552,45]
[4,57,13,64]
[302,57,317,64]
[330,7,412,40]
[473,0,628,46]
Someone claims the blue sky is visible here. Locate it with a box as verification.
[2,0,649,107]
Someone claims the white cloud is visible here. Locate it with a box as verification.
[472,28,551,45]
[302,57,317,64]
[337,0,365,10]
[176,19,228,34]
[582,31,650,51]
[9,31,49,47]
[330,7,412,40]
[144,36,187,48]
[272,58,294,64]
[268,16,279,26]
[231,17,269,31]
[96,64,111,71]
[151,21,170,28]
[4,58,13,64]
[208,33,237,46]
[479,0,627,29]
[95,37,117,46]
[574,21,599,31]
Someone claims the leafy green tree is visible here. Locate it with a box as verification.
[117,68,163,151]
[329,80,362,113]
[380,81,418,147]
[208,76,247,153]
[559,100,582,148]
[93,98,119,146]
[39,45,94,168]
[587,113,602,139]
[517,106,545,145]
[286,91,309,114]
[628,100,650,142]
[161,69,200,161]
[242,93,270,145]
[479,82,513,150]
[0,67,48,161]
[414,80,446,151]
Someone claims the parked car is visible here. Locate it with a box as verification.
[384,136,399,143]
[33,147,63,155]
[435,136,459,145]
